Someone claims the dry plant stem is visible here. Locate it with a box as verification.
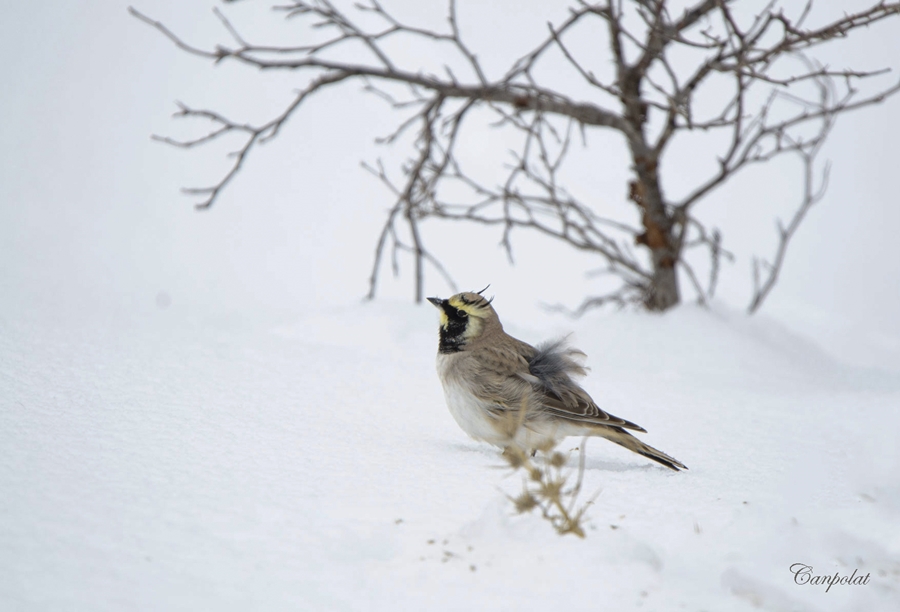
[505,445,587,538]
[500,396,590,538]
[132,1,900,311]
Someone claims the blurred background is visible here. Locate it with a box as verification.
[1,0,898,367]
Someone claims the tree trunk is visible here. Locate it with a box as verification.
[620,64,681,312]
[628,163,680,311]
[645,255,679,311]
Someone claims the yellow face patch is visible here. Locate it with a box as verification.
[446,294,487,339]
[447,296,483,316]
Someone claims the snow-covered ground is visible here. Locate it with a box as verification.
[3,1,900,610]
[3,298,899,610]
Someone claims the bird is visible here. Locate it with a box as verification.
[427,288,686,471]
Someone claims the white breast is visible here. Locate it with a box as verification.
[436,353,505,445]
[436,352,566,450]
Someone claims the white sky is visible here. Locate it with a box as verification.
[2,1,899,362]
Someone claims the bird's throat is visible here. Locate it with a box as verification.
[438,320,467,354]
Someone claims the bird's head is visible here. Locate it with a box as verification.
[427,287,499,353]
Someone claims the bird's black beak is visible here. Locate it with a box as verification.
[427,297,444,309]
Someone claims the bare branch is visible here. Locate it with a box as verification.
[679,258,708,307]
[129,7,220,60]
[135,1,900,311]
[747,133,833,313]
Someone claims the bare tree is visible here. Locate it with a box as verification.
[131,0,900,312]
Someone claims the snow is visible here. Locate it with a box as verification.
[3,300,899,610]
[3,0,900,610]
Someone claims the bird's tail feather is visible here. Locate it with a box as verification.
[595,427,687,471]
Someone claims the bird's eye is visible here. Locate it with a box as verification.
[456,309,467,318]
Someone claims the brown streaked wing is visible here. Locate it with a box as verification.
[473,344,533,377]
[464,344,533,411]
[537,387,648,433]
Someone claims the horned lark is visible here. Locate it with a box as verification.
[427,289,686,471]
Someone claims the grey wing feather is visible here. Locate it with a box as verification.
[527,337,647,433]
